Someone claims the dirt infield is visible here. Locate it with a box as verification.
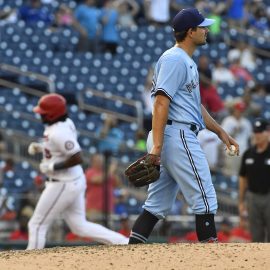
[0,243,269,270]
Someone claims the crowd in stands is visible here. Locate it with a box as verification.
[1,0,270,246]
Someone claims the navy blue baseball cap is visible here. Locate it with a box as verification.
[172,8,215,32]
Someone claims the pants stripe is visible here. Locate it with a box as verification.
[180,130,209,214]
[35,184,66,248]
[130,231,147,243]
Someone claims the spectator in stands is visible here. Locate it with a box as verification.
[226,0,245,28]
[51,4,87,38]
[114,0,139,28]
[242,87,262,119]
[100,1,120,55]
[18,0,53,25]
[246,2,269,32]
[238,118,270,242]
[198,55,212,86]
[142,66,154,113]
[198,55,227,120]
[142,66,154,132]
[143,0,171,26]
[97,114,124,154]
[229,58,254,84]
[212,59,235,84]
[74,0,102,52]
[135,129,147,152]
[197,129,222,175]
[221,100,252,176]
[208,5,223,42]
[114,189,129,216]
[199,81,226,121]
[228,41,257,72]
[85,154,121,222]
[118,213,131,237]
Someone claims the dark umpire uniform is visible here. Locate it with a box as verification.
[238,118,270,242]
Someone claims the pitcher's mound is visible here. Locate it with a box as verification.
[0,243,269,270]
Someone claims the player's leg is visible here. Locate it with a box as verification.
[27,182,69,249]
[128,130,179,244]
[129,167,179,244]
[63,177,128,245]
[163,127,218,242]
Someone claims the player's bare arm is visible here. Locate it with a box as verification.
[53,152,83,170]
[40,152,84,174]
[150,93,170,156]
[201,104,239,155]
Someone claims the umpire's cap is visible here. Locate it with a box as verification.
[253,118,269,133]
[172,8,215,33]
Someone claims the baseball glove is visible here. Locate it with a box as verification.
[124,154,160,187]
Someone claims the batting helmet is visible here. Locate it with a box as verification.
[33,93,67,122]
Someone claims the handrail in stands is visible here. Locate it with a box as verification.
[78,88,144,129]
[0,63,55,93]
[223,26,270,59]
[0,78,45,97]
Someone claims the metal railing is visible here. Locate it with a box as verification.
[0,63,55,93]
[78,88,144,130]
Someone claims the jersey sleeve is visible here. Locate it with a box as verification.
[153,57,186,100]
[52,126,81,157]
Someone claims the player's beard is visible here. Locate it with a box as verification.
[197,35,208,46]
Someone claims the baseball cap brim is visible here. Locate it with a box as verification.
[198,18,215,27]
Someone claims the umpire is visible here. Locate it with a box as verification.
[238,118,270,242]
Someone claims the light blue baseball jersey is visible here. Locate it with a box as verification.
[151,47,205,130]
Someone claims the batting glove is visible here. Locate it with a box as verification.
[39,162,54,174]
[28,142,43,155]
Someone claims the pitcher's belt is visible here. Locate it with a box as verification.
[167,120,199,135]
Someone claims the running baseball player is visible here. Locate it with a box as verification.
[128,8,239,244]
[27,93,128,249]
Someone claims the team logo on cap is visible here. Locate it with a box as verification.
[65,141,74,150]
[255,121,261,127]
